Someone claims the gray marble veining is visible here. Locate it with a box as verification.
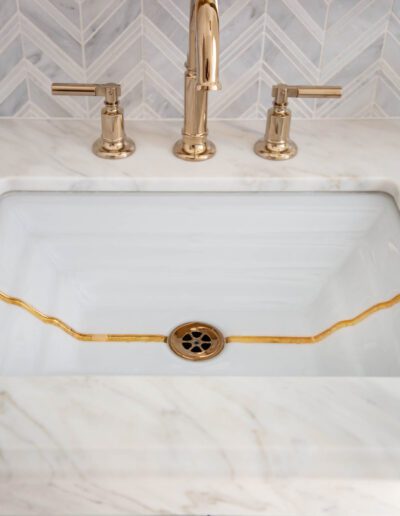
[0,0,399,119]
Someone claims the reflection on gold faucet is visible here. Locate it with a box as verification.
[1,289,399,346]
[173,0,221,161]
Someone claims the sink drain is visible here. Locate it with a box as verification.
[168,322,225,361]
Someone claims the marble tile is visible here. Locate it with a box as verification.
[19,0,83,66]
[0,0,398,119]
[48,0,81,27]
[376,75,400,117]
[0,80,28,116]
[322,0,391,67]
[0,37,23,84]
[267,0,324,69]
[0,0,17,27]
[84,0,141,68]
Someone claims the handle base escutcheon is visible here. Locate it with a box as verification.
[93,136,135,160]
[254,138,297,161]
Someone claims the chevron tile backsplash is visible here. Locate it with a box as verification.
[0,0,399,119]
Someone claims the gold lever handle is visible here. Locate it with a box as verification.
[51,82,134,159]
[254,82,343,161]
[52,83,121,104]
[272,83,342,105]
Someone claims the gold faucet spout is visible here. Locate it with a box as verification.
[194,0,221,91]
[173,0,221,161]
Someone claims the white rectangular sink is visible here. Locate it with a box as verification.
[0,191,400,376]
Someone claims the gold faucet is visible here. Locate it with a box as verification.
[51,83,135,159]
[173,0,221,161]
[254,84,342,160]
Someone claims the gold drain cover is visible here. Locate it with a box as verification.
[168,322,225,361]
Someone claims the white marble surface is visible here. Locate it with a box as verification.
[1,377,400,516]
[1,119,400,515]
[0,118,399,198]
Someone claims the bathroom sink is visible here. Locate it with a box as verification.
[0,191,399,376]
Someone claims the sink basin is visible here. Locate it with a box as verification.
[0,191,399,376]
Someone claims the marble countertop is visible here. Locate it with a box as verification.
[1,118,399,199]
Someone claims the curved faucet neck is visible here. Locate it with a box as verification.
[187,0,220,90]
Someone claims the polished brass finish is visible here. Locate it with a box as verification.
[51,83,135,159]
[0,290,165,343]
[168,321,225,360]
[227,293,400,344]
[255,83,342,161]
[174,0,221,161]
[1,288,399,347]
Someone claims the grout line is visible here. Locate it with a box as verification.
[78,1,89,116]
[86,16,141,79]
[81,0,121,45]
[370,0,394,113]
[0,13,19,53]
[32,0,81,41]
[15,0,31,110]
[328,0,376,34]
[256,0,268,118]
[141,0,145,113]
[281,0,325,44]
[314,1,331,119]
[266,17,319,81]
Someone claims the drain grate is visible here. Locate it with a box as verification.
[168,322,225,361]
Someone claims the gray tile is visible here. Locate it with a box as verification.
[321,35,383,87]
[84,0,141,66]
[220,35,263,87]
[0,0,17,25]
[19,0,83,66]
[0,36,23,82]
[145,80,182,118]
[263,37,317,84]
[382,32,400,75]
[298,0,327,28]
[267,0,322,68]
[0,0,398,119]
[376,75,400,117]
[0,80,28,116]
[48,0,81,27]
[90,34,142,84]
[213,80,259,118]
[323,0,392,66]
[388,8,400,42]
[29,78,73,117]
[24,38,79,82]
[81,0,114,28]
[221,0,265,49]
[143,37,183,94]
[392,0,400,19]
[143,0,187,53]
[121,80,143,118]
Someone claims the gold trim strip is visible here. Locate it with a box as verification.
[227,293,400,344]
[0,289,399,345]
[0,291,166,343]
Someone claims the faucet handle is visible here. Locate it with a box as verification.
[51,82,134,159]
[52,83,122,104]
[272,83,342,105]
[254,82,342,161]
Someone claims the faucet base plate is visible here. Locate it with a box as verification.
[93,136,135,160]
[254,138,298,161]
[173,139,216,161]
